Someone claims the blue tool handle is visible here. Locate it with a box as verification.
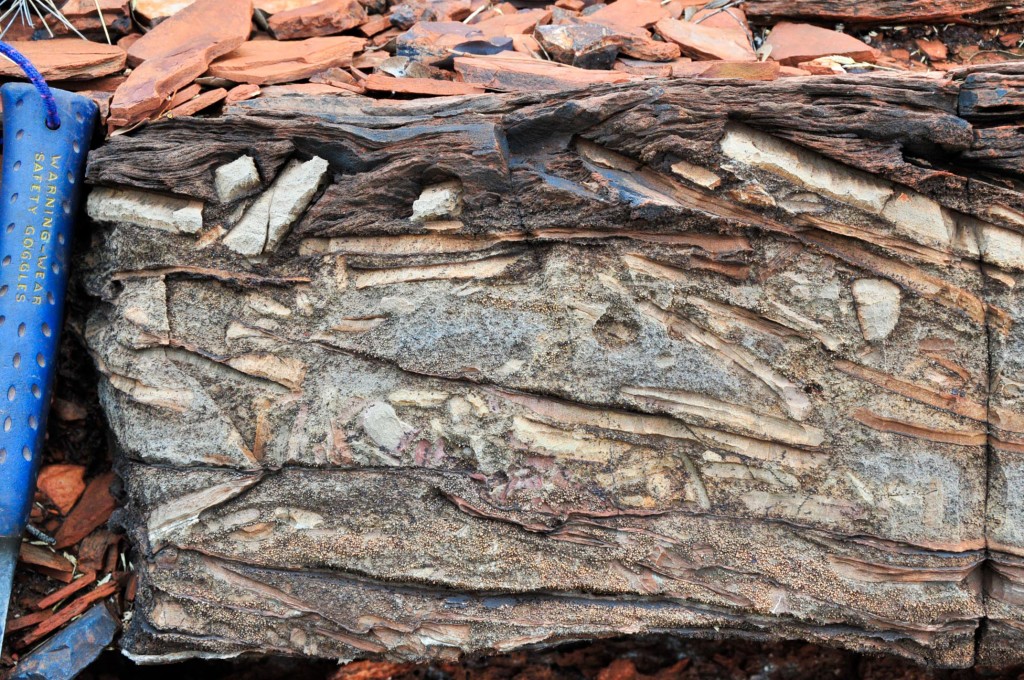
[0,83,97,537]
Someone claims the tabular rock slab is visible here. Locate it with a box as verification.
[586,0,669,30]
[82,74,1024,668]
[454,53,635,89]
[0,40,127,81]
[472,8,552,39]
[86,187,203,234]
[207,36,368,85]
[362,74,485,97]
[268,0,368,40]
[654,18,755,62]
[746,0,1010,24]
[765,22,879,65]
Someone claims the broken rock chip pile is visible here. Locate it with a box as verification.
[0,0,974,134]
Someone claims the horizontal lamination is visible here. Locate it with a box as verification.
[83,74,1024,667]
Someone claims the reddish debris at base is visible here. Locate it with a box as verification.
[53,473,117,550]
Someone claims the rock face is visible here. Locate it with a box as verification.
[82,72,1024,668]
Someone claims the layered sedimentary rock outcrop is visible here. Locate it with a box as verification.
[81,69,1024,667]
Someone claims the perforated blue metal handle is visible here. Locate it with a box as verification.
[0,83,97,538]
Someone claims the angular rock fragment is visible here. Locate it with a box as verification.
[690,4,750,32]
[61,0,132,35]
[109,0,252,128]
[226,83,261,102]
[134,0,313,21]
[359,14,392,36]
[411,181,463,221]
[396,21,484,63]
[362,74,485,96]
[215,155,262,203]
[390,0,471,29]
[54,473,118,549]
[851,279,901,341]
[360,402,414,451]
[602,24,682,62]
[132,0,197,22]
[36,465,88,515]
[587,0,669,29]
[472,8,552,39]
[671,60,778,79]
[0,40,126,81]
[558,5,684,66]
[915,39,948,62]
[207,36,367,84]
[165,87,228,118]
[654,18,754,61]
[87,187,204,234]
[535,23,622,69]
[223,156,330,256]
[765,22,879,66]
[268,0,368,40]
[454,53,635,89]
[614,57,676,77]
[163,83,202,110]
[796,56,856,75]
[376,56,447,79]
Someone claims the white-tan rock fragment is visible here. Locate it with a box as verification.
[215,155,261,203]
[977,224,1024,270]
[360,401,414,451]
[222,192,272,256]
[719,123,892,214]
[223,156,330,256]
[670,159,721,189]
[148,474,263,546]
[729,183,776,208]
[120,278,170,346]
[851,278,901,342]
[880,190,952,249]
[719,123,971,255]
[226,353,307,390]
[266,157,330,251]
[989,204,1024,228]
[388,389,450,407]
[87,187,204,235]
[353,255,518,288]
[411,181,463,222]
[246,294,293,317]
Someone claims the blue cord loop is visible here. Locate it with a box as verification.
[0,41,60,130]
